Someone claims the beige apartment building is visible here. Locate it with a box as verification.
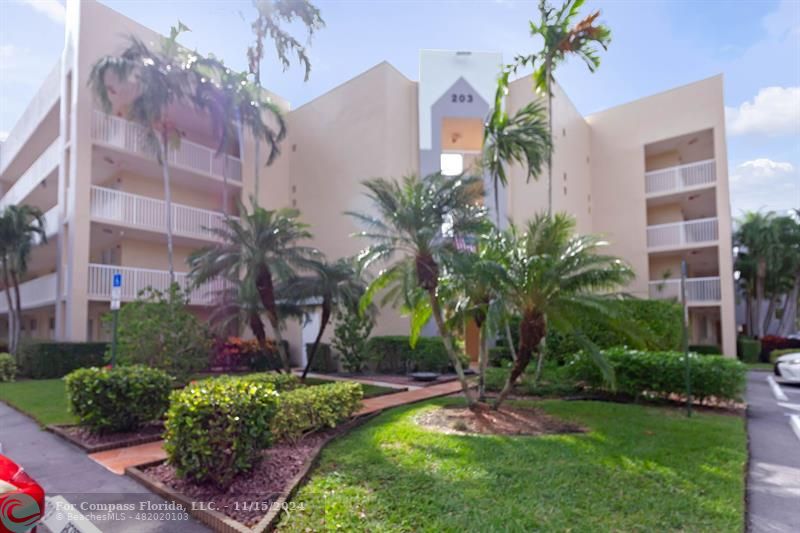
[0,0,736,360]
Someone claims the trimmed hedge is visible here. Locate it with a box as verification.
[689,344,722,355]
[307,343,337,373]
[489,346,513,367]
[18,342,107,379]
[567,347,747,403]
[770,348,800,363]
[737,337,761,363]
[0,353,16,382]
[164,377,280,488]
[760,336,800,362]
[244,372,300,391]
[65,366,172,433]
[271,382,363,443]
[365,336,468,374]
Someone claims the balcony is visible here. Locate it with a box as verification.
[645,159,716,197]
[91,111,242,182]
[87,264,223,306]
[0,273,57,313]
[0,138,60,210]
[648,276,721,304]
[90,186,232,242]
[647,217,718,250]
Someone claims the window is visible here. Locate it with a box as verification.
[440,153,464,176]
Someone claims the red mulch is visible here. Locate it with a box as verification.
[415,403,585,436]
[143,431,332,527]
[56,423,164,449]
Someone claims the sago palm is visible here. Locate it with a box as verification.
[351,173,489,405]
[189,200,319,372]
[492,213,633,408]
[89,23,195,282]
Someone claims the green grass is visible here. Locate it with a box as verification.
[277,398,746,532]
[747,362,774,372]
[0,378,76,426]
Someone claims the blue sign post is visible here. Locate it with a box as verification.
[110,273,122,367]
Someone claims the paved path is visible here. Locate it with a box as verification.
[746,371,800,533]
[0,402,208,532]
[89,378,465,475]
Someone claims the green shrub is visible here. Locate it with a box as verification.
[65,366,172,433]
[484,363,580,397]
[365,336,467,373]
[306,343,338,373]
[244,372,300,391]
[18,342,107,379]
[689,344,722,355]
[0,353,16,382]
[489,347,513,367]
[164,377,279,488]
[770,348,800,363]
[104,284,210,380]
[332,306,373,372]
[271,382,363,443]
[737,337,761,363]
[567,347,747,403]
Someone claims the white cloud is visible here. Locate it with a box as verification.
[19,0,65,25]
[730,158,799,216]
[725,86,800,136]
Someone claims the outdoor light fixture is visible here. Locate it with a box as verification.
[440,153,463,176]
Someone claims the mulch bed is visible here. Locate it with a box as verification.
[415,403,585,436]
[47,423,164,453]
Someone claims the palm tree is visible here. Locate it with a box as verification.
[0,205,46,354]
[350,173,490,405]
[735,211,779,337]
[281,257,368,380]
[189,200,318,372]
[529,0,611,215]
[247,0,324,202]
[89,23,195,282]
[483,68,552,225]
[491,213,634,409]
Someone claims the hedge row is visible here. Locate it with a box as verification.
[65,366,172,433]
[365,336,468,374]
[0,353,16,382]
[271,382,363,443]
[737,337,761,363]
[770,348,800,363]
[244,372,300,391]
[567,347,746,403]
[760,336,800,362]
[18,342,108,379]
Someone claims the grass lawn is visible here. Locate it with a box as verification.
[747,362,774,372]
[0,379,76,426]
[278,398,746,532]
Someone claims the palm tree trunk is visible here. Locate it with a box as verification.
[248,313,273,369]
[428,290,474,406]
[10,269,23,351]
[504,319,517,362]
[159,133,176,284]
[532,335,546,385]
[755,259,766,337]
[763,295,778,336]
[255,266,291,372]
[494,310,545,410]
[778,274,799,335]
[478,322,488,402]
[1,260,16,355]
[545,62,553,217]
[745,293,753,336]
[494,178,501,227]
[301,302,331,380]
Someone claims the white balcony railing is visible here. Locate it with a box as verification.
[0,138,60,210]
[90,186,232,241]
[647,217,718,250]
[649,276,722,303]
[0,273,57,313]
[87,263,224,306]
[645,159,716,196]
[91,111,242,182]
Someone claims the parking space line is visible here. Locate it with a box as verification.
[778,402,800,412]
[767,375,789,401]
[790,415,800,443]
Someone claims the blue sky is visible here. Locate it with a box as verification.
[1,0,798,217]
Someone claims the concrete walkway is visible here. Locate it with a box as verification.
[89,377,465,475]
[0,402,208,532]
[746,371,800,533]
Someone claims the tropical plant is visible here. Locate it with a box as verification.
[89,23,195,282]
[247,0,324,201]
[528,0,611,214]
[189,200,318,372]
[0,205,46,355]
[351,173,489,405]
[332,302,375,372]
[489,213,634,408]
[281,257,370,379]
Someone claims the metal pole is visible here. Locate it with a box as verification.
[681,259,692,417]
[111,308,119,367]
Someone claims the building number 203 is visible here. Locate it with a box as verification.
[451,93,473,103]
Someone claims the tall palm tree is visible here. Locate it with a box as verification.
[529,0,611,215]
[483,67,552,225]
[351,173,490,405]
[491,213,634,408]
[189,200,318,372]
[0,205,46,354]
[247,0,324,202]
[89,23,194,282]
[735,211,779,337]
[282,257,368,380]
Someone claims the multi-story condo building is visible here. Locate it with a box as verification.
[0,0,736,360]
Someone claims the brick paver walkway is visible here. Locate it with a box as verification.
[89,378,468,475]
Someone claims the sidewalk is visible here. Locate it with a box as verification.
[89,377,465,475]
